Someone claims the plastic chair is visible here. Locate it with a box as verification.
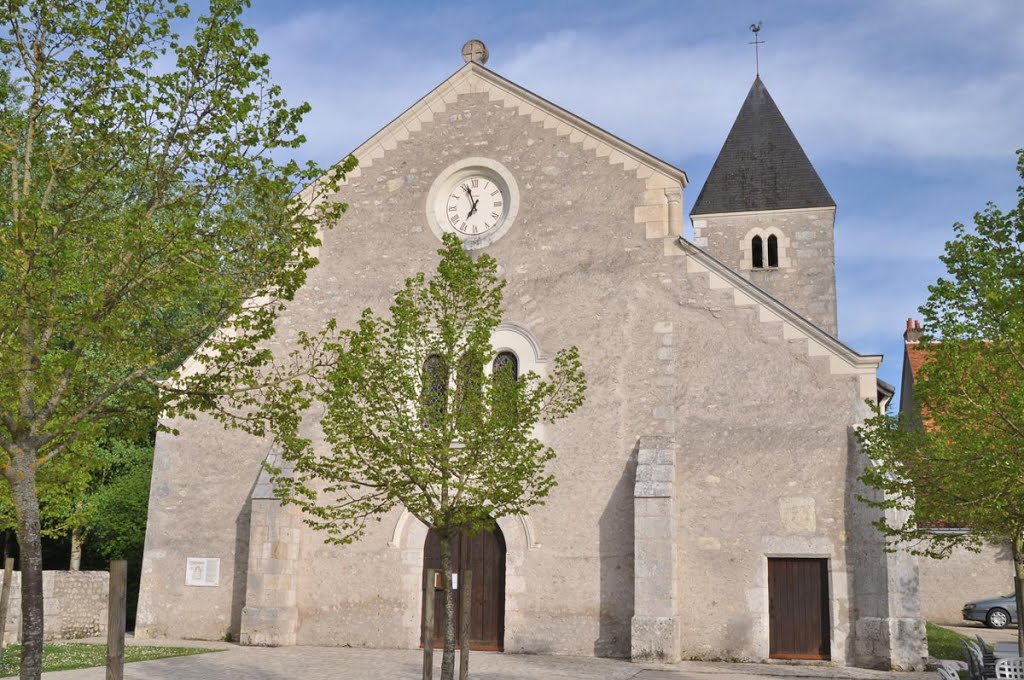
[995,658,1024,679]
[978,635,998,665]
[963,639,987,680]
[939,664,964,680]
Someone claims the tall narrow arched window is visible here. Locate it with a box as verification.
[492,351,519,382]
[767,234,779,268]
[421,354,448,427]
[751,235,764,269]
[455,351,484,427]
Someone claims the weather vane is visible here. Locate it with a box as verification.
[749,21,764,76]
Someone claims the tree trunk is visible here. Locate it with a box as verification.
[69,526,83,571]
[9,463,44,680]
[1013,533,1024,657]
[440,534,456,680]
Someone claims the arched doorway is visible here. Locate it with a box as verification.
[422,526,506,651]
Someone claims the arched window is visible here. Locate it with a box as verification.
[421,354,448,426]
[751,235,764,269]
[455,351,484,426]
[767,234,779,268]
[492,351,518,381]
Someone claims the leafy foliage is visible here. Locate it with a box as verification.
[260,233,587,543]
[857,149,1024,555]
[77,440,153,562]
[249,234,586,680]
[0,2,351,677]
[857,147,1024,652]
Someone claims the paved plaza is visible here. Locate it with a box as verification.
[40,641,937,680]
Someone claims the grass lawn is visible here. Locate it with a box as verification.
[927,621,987,661]
[0,642,219,677]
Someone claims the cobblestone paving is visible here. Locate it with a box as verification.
[40,643,935,680]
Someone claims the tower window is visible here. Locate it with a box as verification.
[767,234,779,268]
[750,232,783,270]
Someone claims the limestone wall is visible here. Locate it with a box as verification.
[135,69,910,668]
[918,543,1013,624]
[692,207,838,337]
[2,570,108,645]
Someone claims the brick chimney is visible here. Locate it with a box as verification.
[904,317,923,343]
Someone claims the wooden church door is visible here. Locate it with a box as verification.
[768,558,831,660]
[422,527,506,651]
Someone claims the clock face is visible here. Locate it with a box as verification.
[444,175,506,237]
[426,158,519,250]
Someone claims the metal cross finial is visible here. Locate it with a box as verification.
[748,21,765,76]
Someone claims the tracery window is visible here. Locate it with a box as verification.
[421,354,448,426]
[492,351,519,382]
[456,351,484,426]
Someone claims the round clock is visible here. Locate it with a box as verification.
[426,158,519,249]
[444,173,506,237]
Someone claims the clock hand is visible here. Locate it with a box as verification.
[467,197,480,218]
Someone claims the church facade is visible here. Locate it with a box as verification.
[136,51,926,669]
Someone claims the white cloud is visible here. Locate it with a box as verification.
[250,4,1024,169]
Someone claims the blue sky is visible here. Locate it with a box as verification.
[243,1,1024,397]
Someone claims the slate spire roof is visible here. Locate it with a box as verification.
[691,76,835,216]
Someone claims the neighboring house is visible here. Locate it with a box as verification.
[135,45,925,669]
[899,319,1015,624]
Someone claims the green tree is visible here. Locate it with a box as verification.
[0,436,149,571]
[857,148,1024,654]
[76,440,154,566]
[255,234,586,680]
[0,439,100,547]
[0,2,350,677]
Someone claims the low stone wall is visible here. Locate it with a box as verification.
[918,543,1014,625]
[2,571,109,645]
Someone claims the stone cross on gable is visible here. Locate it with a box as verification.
[461,39,489,65]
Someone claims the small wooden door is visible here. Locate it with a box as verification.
[768,558,830,660]
[422,527,505,651]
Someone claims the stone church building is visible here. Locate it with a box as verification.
[136,47,926,669]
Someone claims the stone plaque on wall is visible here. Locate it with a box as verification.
[185,558,220,587]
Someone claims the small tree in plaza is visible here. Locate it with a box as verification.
[257,234,586,680]
[857,148,1024,654]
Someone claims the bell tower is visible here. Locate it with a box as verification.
[690,76,838,337]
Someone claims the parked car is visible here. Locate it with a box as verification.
[963,595,1019,628]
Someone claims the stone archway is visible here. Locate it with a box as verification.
[391,510,535,650]
[422,526,505,650]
